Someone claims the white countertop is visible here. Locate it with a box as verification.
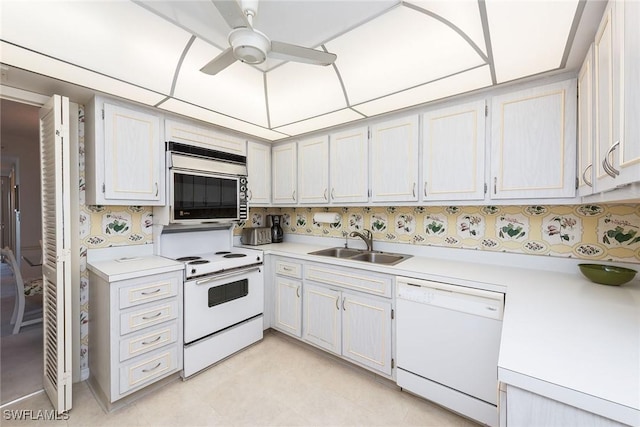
[255,241,640,426]
[87,255,184,282]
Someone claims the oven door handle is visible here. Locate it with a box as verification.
[195,266,261,285]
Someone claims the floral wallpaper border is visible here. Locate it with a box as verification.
[241,205,640,264]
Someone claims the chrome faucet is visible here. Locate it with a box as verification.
[349,229,374,251]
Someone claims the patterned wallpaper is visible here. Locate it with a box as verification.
[244,205,640,264]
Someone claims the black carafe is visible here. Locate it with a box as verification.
[269,215,283,243]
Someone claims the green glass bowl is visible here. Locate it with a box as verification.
[578,264,637,286]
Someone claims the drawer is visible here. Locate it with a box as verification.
[120,299,178,335]
[118,272,181,309]
[305,263,392,298]
[275,259,302,279]
[119,322,179,362]
[119,347,178,395]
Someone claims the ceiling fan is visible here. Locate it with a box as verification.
[200,0,337,75]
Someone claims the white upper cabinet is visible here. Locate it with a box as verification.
[164,118,246,156]
[370,116,419,202]
[578,44,595,197]
[85,97,164,205]
[247,141,271,205]
[490,79,577,199]
[422,100,486,201]
[272,142,297,204]
[329,127,369,204]
[298,136,329,204]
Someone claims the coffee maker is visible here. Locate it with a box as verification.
[268,215,283,243]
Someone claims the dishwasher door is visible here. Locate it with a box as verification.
[396,277,504,405]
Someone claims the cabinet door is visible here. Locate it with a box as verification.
[103,103,163,203]
[594,2,621,191]
[273,276,302,337]
[578,45,595,196]
[341,292,392,375]
[298,136,329,204]
[490,79,577,199]
[247,141,271,205]
[329,127,369,203]
[272,142,297,204]
[371,116,419,202]
[422,101,486,201]
[303,283,341,355]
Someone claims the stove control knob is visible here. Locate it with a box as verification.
[191,268,196,274]
[256,256,261,262]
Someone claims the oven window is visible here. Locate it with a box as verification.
[173,172,238,220]
[208,279,249,307]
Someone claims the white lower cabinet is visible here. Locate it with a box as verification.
[301,261,394,377]
[272,258,303,337]
[88,269,183,405]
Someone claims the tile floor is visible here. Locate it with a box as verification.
[1,331,480,426]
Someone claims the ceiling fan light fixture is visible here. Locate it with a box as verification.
[229,28,269,64]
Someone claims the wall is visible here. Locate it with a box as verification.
[244,205,640,264]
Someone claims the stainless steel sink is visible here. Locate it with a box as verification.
[308,247,363,258]
[308,247,411,265]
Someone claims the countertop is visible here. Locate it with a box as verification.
[255,241,640,426]
[87,255,184,282]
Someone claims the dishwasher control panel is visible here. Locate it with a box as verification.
[396,277,504,320]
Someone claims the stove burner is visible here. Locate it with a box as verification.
[189,259,210,265]
[176,256,201,262]
[215,251,231,255]
[223,253,247,259]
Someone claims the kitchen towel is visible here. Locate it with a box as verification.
[313,212,341,223]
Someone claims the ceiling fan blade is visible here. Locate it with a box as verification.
[200,47,237,75]
[212,0,251,29]
[270,41,337,66]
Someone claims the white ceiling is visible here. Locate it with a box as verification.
[0,1,604,142]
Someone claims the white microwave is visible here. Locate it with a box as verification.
[167,142,248,224]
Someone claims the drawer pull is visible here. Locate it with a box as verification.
[282,266,293,272]
[141,288,161,296]
[142,312,162,320]
[142,362,162,373]
[141,335,162,346]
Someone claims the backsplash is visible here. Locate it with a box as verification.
[242,205,640,264]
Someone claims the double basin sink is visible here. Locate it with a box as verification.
[308,247,411,266]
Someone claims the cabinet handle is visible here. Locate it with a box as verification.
[142,362,162,373]
[324,188,328,201]
[582,164,593,187]
[331,188,335,200]
[292,190,296,201]
[493,177,497,194]
[141,335,163,346]
[342,297,346,311]
[282,266,292,272]
[602,141,620,177]
[154,182,158,197]
[141,288,161,296]
[296,285,300,298]
[142,312,162,320]
[424,182,427,197]
[335,298,339,310]
[247,189,253,201]
[412,182,416,198]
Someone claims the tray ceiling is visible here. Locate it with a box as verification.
[0,0,593,141]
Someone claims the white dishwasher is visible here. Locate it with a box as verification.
[396,277,504,427]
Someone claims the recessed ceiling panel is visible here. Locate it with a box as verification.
[326,5,486,105]
[406,0,487,57]
[158,98,289,141]
[267,62,347,128]
[486,0,579,83]
[0,42,167,106]
[273,109,364,136]
[354,65,492,117]
[0,1,191,94]
[174,38,268,127]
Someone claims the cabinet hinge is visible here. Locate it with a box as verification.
[391,358,395,369]
[367,129,371,139]
[575,177,579,190]
[391,309,394,320]
[484,182,488,194]
[485,105,489,117]
[102,183,105,193]
[101,109,104,120]
[368,189,372,198]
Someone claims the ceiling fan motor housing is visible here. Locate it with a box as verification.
[229,28,269,64]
